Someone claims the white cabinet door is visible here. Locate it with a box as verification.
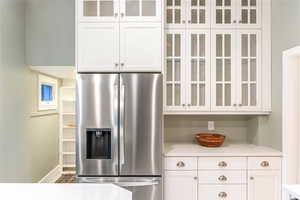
[77,23,119,72]
[211,0,237,28]
[248,170,281,200]
[236,0,261,28]
[119,23,162,72]
[78,0,119,22]
[165,171,198,200]
[120,0,161,22]
[236,30,261,111]
[211,30,237,111]
[165,30,186,111]
[166,0,187,29]
[186,0,211,28]
[186,30,210,111]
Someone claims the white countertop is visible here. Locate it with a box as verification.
[164,143,282,157]
[284,185,300,199]
[0,184,132,200]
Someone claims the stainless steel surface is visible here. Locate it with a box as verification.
[120,83,125,166]
[119,74,162,176]
[76,74,119,176]
[77,177,162,200]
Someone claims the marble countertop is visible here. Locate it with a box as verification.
[0,184,132,200]
[164,143,282,157]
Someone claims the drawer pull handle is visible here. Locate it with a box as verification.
[261,161,270,167]
[218,161,227,168]
[218,192,227,198]
[218,175,227,182]
[176,161,185,168]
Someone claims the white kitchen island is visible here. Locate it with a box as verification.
[0,184,132,200]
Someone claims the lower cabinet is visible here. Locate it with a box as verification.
[248,170,281,200]
[164,171,198,200]
[164,156,282,200]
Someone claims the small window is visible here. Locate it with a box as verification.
[38,74,58,111]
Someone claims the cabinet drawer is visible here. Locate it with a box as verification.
[248,157,281,170]
[198,170,246,184]
[199,185,246,200]
[165,157,197,170]
[198,157,247,170]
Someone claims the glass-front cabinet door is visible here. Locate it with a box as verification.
[166,0,186,28]
[120,0,162,22]
[237,0,261,28]
[165,30,186,111]
[237,30,261,111]
[187,0,210,28]
[211,30,236,111]
[212,0,236,28]
[78,0,119,22]
[186,30,210,111]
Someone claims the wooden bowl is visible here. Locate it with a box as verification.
[195,133,225,147]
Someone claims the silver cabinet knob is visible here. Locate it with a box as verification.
[182,20,186,24]
[218,192,227,198]
[194,176,198,180]
[176,161,185,168]
[115,63,119,67]
[188,20,191,23]
[218,175,227,182]
[114,13,118,17]
[250,176,254,180]
[120,63,125,67]
[261,161,270,167]
[233,20,237,23]
[182,104,186,106]
[218,161,227,168]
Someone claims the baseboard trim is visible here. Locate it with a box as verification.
[39,165,62,183]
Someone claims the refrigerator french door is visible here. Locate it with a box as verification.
[76,73,163,200]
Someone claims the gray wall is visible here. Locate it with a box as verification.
[248,0,300,150]
[0,0,59,182]
[25,0,75,66]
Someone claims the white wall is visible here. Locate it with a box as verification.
[0,0,60,182]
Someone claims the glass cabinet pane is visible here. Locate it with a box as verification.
[126,0,139,16]
[125,0,157,17]
[189,0,207,25]
[166,0,183,25]
[142,0,156,16]
[188,32,208,108]
[100,1,114,16]
[84,0,98,16]
[215,0,233,25]
[239,0,258,25]
[240,33,258,107]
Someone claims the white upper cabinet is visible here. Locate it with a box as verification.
[120,23,162,72]
[236,30,261,111]
[211,0,261,28]
[165,30,186,111]
[77,23,119,72]
[76,0,163,72]
[211,30,236,111]
[78,0,119,22]
[186,30,211,111]
[78,0,161,22]
[120,0,162,22]
[166,0,210,29]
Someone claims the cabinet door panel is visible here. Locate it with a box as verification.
[248,170,281,200]
[78,0,119,22]
[186,30,210,111]
[186,0,210,28]
[120,0,162,22]
[236,30,261,111]
[77,23,119,72]
[165,0,186,28]
[211,0,237,28]
[164,171,198,200]
[211,30,236,111]
[165,30,186,111]
[119,23,162,72]
[237,0,261,28]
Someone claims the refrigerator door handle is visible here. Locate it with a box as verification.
[120,83,125,166]
[115,181,159,187]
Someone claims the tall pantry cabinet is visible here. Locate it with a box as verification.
[76,0,163,72]
[164,0,271,114]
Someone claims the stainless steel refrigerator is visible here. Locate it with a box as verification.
[76,73,163,200]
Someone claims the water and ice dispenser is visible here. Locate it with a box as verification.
[86,128,112,159]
